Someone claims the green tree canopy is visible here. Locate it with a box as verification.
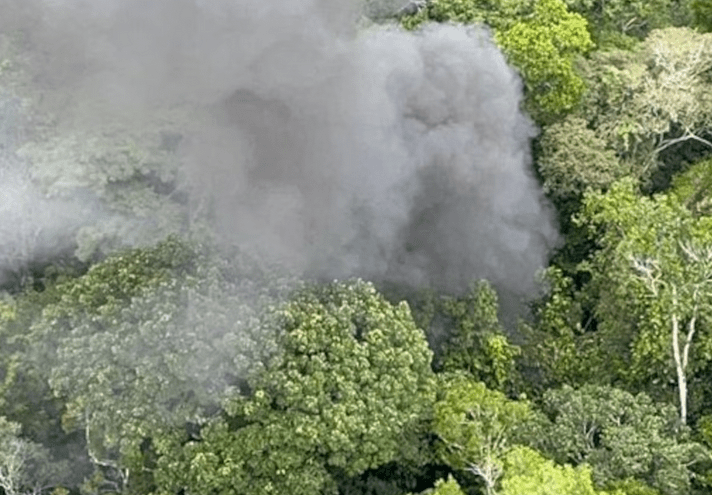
[573,28,712,191]
[155,280,436,495]
[691,0,712,32]
[535,384,707,495]
[401,0,593,122]
[436,281,520,392]
[537,115,626,205]
[500,445,611,495]
[19,237,295,492]
[578,180,712,423]
[432,374,532,494]
[562,0,689,46]
[496,0,593,121]
[0,416,69,495]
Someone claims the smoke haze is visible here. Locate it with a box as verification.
[0,0,558,302]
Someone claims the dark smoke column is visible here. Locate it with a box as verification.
[185,5,559,304]
[0,0,559,307]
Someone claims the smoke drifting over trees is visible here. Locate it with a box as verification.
[0,0,558,300]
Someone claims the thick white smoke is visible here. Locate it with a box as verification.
[0,0,558,301]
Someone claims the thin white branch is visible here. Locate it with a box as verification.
[683,315,697,372]
[656,123,712,155]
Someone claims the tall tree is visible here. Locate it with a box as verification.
[0,416,69,495]
[578,179,712,424]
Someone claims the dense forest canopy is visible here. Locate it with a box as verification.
[0,0,712,494]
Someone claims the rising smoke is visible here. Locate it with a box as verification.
[0,0,558,304]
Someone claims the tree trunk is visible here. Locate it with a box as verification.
[672,313,687,424]
[671,287,688,425]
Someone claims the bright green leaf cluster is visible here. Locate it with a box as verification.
[433,375,532,492]
[401,0,594,122]
[500,446,605,495]
[496,0,593,121]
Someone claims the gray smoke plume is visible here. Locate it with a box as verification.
[0,0,558,300]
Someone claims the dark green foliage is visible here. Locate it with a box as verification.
[671,157,712,217]
[691,0,712,32]
[605,478,663,495]
[0,416,71,495]
[563,0,690,44]
[401,0,536,32]
[383,281,520,393]
[0,275,93,489]
[438,282,520,393]
[519,267,599,391]
[338,462,452,495]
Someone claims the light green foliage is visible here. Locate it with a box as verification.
[627,28,712,166]
[496,0,593,121]
[537,115,626,203]
[536,385,707,495]
[0,416,69,495]
[500,446,608,495]
[158,280,436,495]
[605,478,663,495]
[439,281,520,392]
[574,28,712,188]
[430,475,466,495]
[0,299,14,322]
[432,375,532,494]
[578,179,712,421]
